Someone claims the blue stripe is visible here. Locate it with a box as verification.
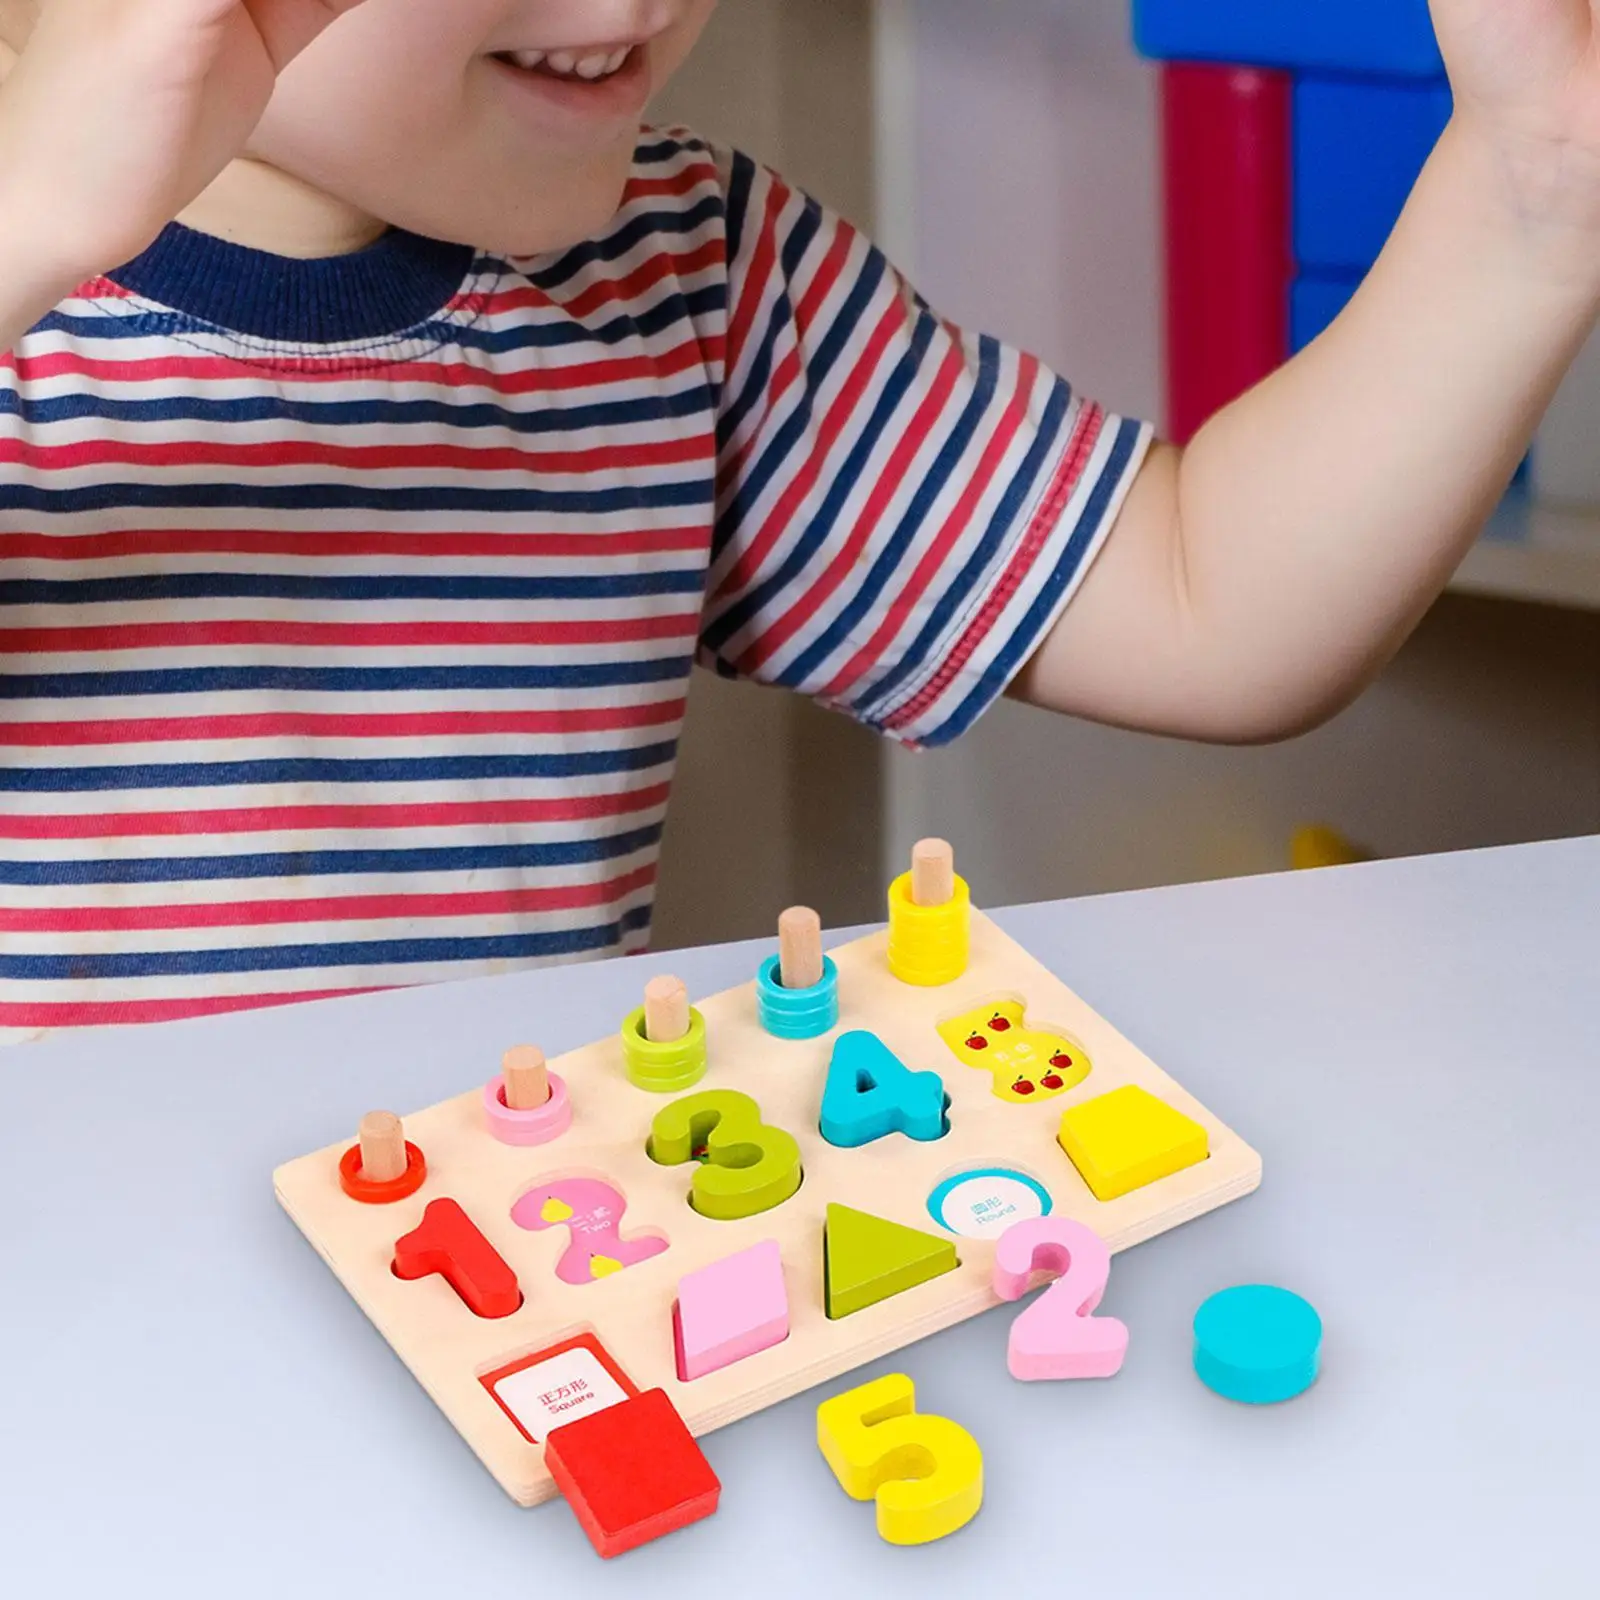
[0,743,679,794]
[703,258,918,657]
[723,151,758,282]
[777,332,1002,689]
[636,135,711,164]
[0,478,712,518]
[0,826,664,886]
[0,383,717,435]
[0,906,657,980]
[38,283,727,356]
[0,659,689,701]
[530,196,725,289]
[711,196,828,514]
[710,239,888,582]
[0,572,705,607]
[854,377,1073,721]
[927,417,1145,747]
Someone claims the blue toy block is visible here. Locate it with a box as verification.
[1133,0,1442,79]
[819,1030,948,1149]
[1290,273,1361,353]
[1193,1285,1322,1404]
[1296,75,1451,272]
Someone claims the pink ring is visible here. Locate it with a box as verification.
[483,1071,573,1147]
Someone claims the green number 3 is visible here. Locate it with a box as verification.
[647,1089,804,1221]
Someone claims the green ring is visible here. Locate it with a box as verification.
[621,1004,709,1092]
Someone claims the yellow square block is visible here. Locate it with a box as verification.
[1057,1085,1209,1201]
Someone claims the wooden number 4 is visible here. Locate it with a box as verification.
[816,1374,983,1546]
[647,1089,803,1221]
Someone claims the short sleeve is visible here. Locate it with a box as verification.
[697,151,1153,749]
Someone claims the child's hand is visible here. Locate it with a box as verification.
[1432,0,1600,255]
[0,0,368,291]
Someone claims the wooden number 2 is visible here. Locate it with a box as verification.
[647,1088,803,1221]
[816,1373,983,1546]
[991,1215,1129,1380]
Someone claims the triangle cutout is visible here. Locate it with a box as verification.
[823,1203,959,1320]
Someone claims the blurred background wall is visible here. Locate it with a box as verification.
[647,0,1600,947]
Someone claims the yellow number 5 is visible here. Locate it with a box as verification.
[816,1374,983,1545]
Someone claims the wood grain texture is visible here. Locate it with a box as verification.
[778,906,824,990]
[276,911,1261,1506]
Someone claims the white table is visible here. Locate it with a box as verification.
[4,839,1596,1597]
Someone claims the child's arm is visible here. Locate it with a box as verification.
[0,0,369,357]
[1015,1,1600,743]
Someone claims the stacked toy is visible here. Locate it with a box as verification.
[1132,1,1449,443]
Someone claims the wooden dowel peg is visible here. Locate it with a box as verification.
[911,838,955,907]
[502,1045,550,1111]
[778,906,824,991]
[358,1110,407,1184]
[644,975,691,1044]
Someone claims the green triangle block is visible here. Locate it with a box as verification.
[823,1203,960,1320]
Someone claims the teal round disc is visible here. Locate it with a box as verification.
[1193,1285,1322,1405]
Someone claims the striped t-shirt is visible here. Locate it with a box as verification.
[0,130,1149,1034]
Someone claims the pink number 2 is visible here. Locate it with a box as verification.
[992,1216,1129,1381]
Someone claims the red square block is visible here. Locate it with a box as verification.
[545,1388,721,1558]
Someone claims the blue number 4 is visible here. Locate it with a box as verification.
[820,1031,950,1148]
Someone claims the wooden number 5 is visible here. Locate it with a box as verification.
[992,1215,1129,1380]
[647,1089,803,1221]
[816,1373,983,1545]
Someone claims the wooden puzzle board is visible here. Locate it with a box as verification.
[275,911,1262,1506]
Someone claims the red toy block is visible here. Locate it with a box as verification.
[1161,62,1292,444]
[392,1197,522,1319]
[545,1388,721,1558]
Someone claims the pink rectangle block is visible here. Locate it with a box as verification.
[673,1239,790,1382]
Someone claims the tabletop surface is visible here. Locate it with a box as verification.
[4,837,1596,1598]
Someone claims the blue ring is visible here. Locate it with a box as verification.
[756,953,840,1040]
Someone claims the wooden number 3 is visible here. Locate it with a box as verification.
[647,1089,803,1221]
[817,1374,983,1546]
[992,1215,1129,1380]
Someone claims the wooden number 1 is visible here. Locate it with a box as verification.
[816,1374,983,1546]
[647,1089,803,1221]
[992,1215,1129,1380]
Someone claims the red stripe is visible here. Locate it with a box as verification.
[0,988,382,1027]
[0,434,707,476]
[0,525,708,562]
[558,239,725,323]
[824,358,1039,698]
[738,340,967,674]
[718,220,857,492]
[0,864,658,933]
[725,177,786,380]
[13,337,708,392]
[887,405,1107,732]
[0,701,686,749]
[716,296,906,602]
[0,783,674,839]
[0,616,697,656]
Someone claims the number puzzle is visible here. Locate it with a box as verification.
[274,843,1262,1510]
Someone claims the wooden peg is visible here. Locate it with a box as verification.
[778,906,824,991]
[644,975,691,1043]
[911,838,955,907]
[358,1110,407,1184]
[502,1045,550,1111]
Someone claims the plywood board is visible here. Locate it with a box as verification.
[275,910,1261,1505]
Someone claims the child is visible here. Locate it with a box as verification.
[0,0,1595,1032]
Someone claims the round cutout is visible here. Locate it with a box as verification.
[927,1166,1052,1239]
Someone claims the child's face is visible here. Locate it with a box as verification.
[252,0,718,253]
[0,0,718,257]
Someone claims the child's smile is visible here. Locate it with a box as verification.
[486,35,656,128]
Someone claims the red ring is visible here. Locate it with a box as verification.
[338,1140,427,1204]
